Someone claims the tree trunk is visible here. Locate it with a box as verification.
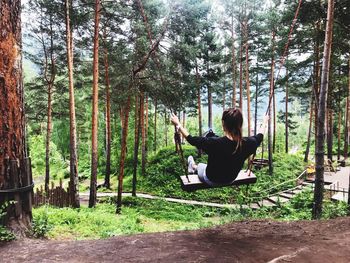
[103,31,111,189]
[196,63,202,137]
[223,77,226,110]
[313,0,334,220]
[272,77,276,153]
[140,91,146,176]
[65,0,79,207]
[285,59,289,153]
[239,37,243,110]
[231,15,236,108]
[337,110,341,160]
[344,57,350,159]
[244,19,251,136]
[207,59,213,129]
[314,21,321,143]
[154,99,157,152]
[304,99,314,162]
[164,110,168,147]
[327,109,333,161]
[43,15,56,194]
[45,83,52,193]
[89,0,101,208]
[254,59,259,135]
[268,31,275,175]
[117,95,132,213]
[132,94,141,196]
[0,0,33,230]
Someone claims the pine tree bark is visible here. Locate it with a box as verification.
[285,59,289,153]
[164,110,168,147]
[207,59,213,129]
[254,58,259,135]
[103,31,111,189]
[327,109,333,161]
[0,0,33,230]
[313,0,334,219]
[45,83,52,193]
[304,99,314,162]
[223,77,226,110]
[239,37,243,110]
[117,95,132,213]
[244,19,251,136]
[231,16,237,108]
[337,109,341,160]
[272,77,276,153]
[314,21,321,143]
[268,31,275,175]
[65,0,80,207]
[196,63,202,137]
[132,94,141,196]
[89,0,101,208]
[154,99,157,152]
[141,92,146,176]
[344,57,350,159]
[44,16,56,194]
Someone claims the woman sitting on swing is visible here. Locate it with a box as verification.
[171,108,269,186]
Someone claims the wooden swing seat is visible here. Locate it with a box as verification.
[180,170,257,192]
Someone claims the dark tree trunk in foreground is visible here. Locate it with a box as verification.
[103,31,111,189]
[0,0,33,231]
[65,0,80,207]
[313,0,334,220]
[89,0,101,208]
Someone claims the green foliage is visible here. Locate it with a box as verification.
[0,202,16,242]
[31,208,52,238]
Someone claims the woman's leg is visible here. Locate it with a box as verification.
[187,155,198,173]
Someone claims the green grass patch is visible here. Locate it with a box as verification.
[32,197,224,240]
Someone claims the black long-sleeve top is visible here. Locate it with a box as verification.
[186,134,263,184]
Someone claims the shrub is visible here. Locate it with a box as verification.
[31,207,52,238]
[0,202,16,242]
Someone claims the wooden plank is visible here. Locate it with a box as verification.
[180,170,257,192]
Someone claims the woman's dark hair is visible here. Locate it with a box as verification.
[222,108,243,154]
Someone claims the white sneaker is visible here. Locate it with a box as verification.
[188,156,195,174]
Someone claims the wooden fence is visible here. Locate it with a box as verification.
[33,179,72,208]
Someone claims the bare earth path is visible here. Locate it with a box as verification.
[1,217,350,263]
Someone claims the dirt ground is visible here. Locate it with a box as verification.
[1,217,350,263]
